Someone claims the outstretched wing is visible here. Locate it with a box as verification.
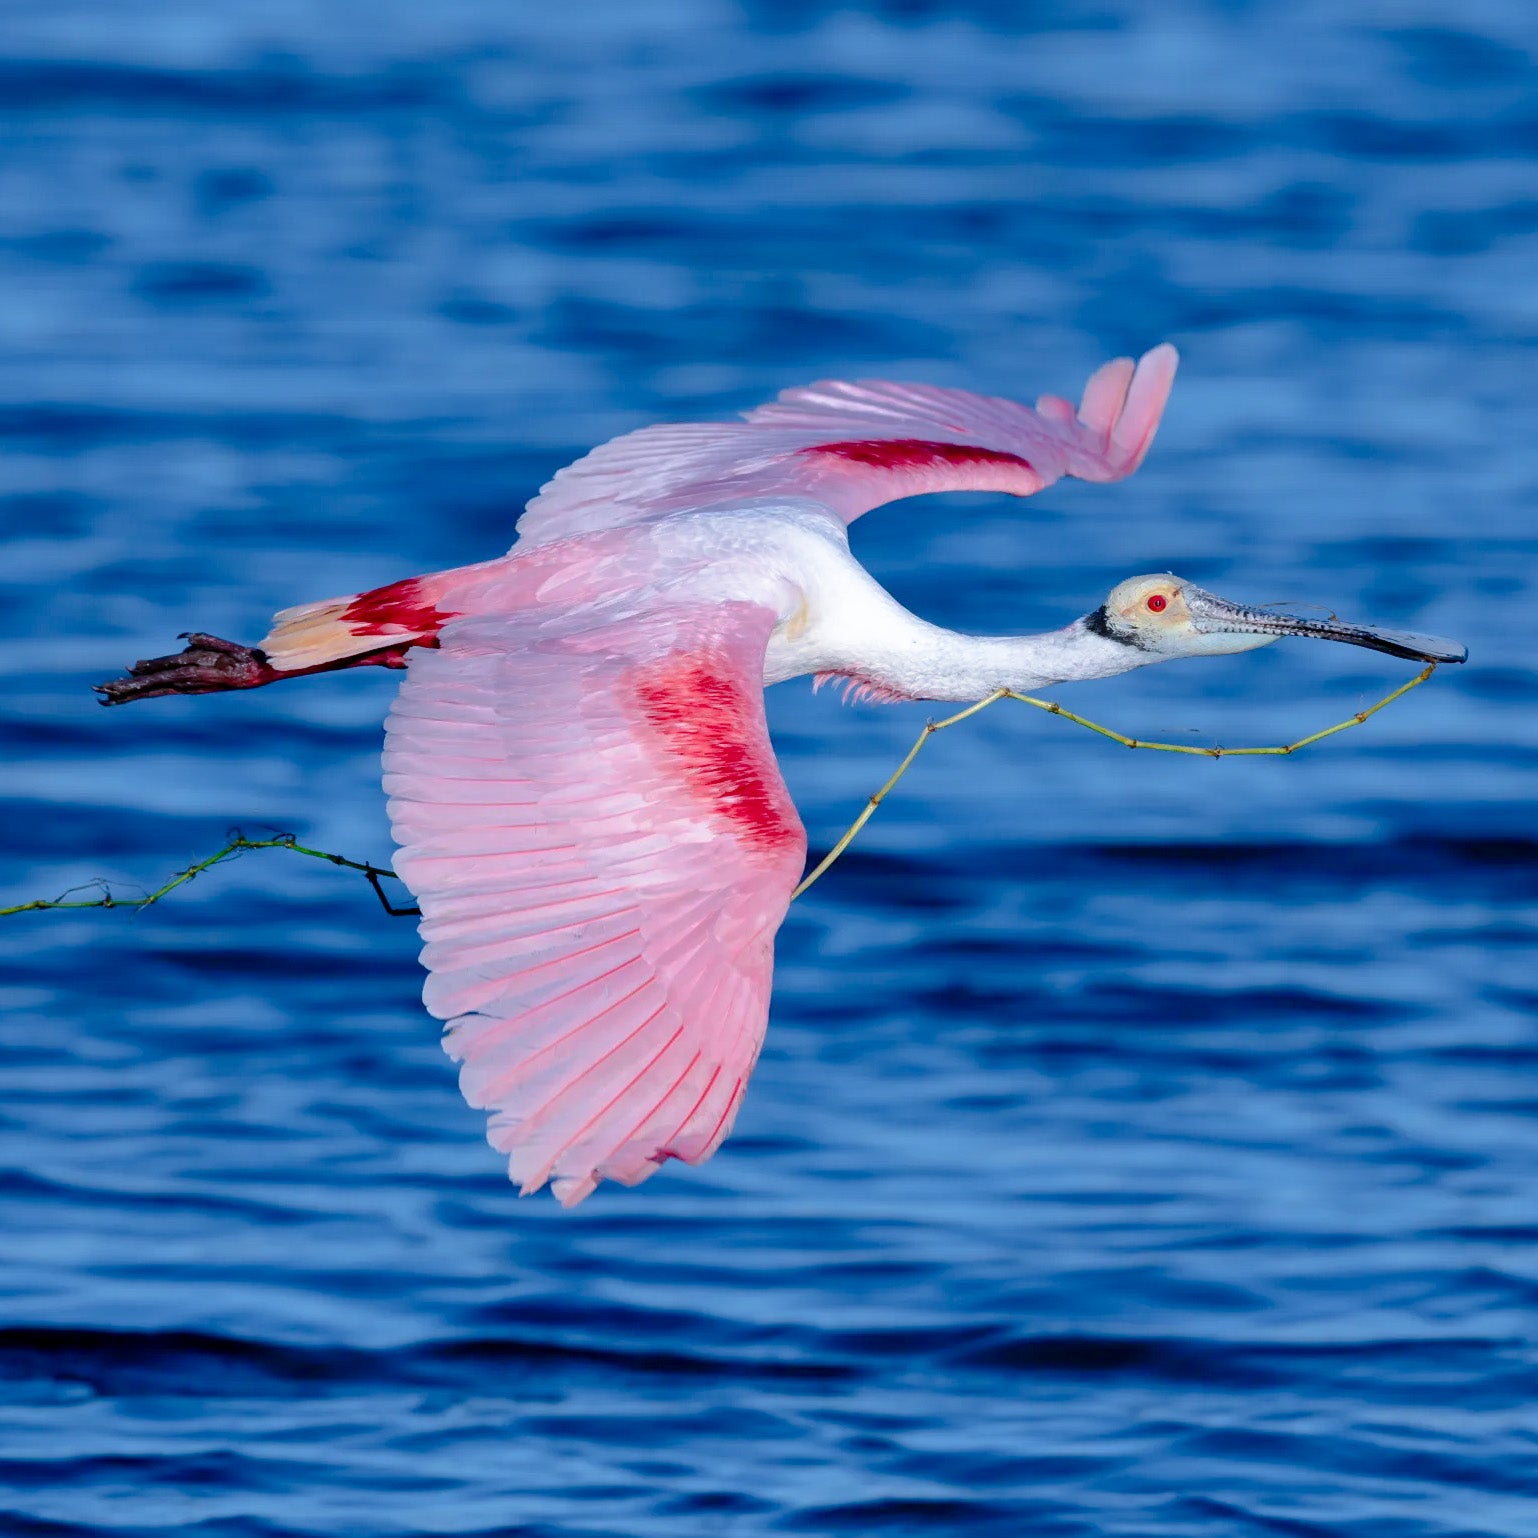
[383,600,806,1205]
[514,344,1177,547]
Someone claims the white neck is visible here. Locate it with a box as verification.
[859,616,1155,702]
[770,604,1155,703]
[761,533,1159,703]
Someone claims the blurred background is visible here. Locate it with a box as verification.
[1,1,1534,1534]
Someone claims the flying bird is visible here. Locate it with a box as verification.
[99,345,1467,1204]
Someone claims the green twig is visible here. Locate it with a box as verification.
[0,834,417,919]
[6,665,1438,918]
[789,663,1436,899]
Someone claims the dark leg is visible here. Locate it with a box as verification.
[95,633,422,705]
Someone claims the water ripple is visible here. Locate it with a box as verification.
[1,1,1534,1534]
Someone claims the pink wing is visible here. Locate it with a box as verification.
[514,343,1177,546]
[383,600,806,1205]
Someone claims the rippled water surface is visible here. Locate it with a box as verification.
[2,2,1536,1534]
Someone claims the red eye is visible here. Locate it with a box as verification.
[1146,594,1168,613]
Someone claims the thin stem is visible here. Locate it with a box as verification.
[1001,663,1435,759]
[4,666,1438,918]
[790,665,1436,898]
[789,690,1008,901]
[0,834,418,919]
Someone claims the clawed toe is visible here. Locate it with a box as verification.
[96,634,276,705]
[177,632,257,657]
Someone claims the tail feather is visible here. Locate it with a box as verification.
[260,576,449,672]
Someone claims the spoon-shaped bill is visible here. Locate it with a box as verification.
[1185,587,1467,664]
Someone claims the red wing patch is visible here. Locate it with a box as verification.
[805,438,1034,474]
[633,657,800,856]
[342,577,450,638]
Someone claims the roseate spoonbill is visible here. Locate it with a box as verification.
[98,345,1467,1204]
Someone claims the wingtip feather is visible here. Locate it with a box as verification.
[1076,356,1135,435]
[1112,343,1179,471]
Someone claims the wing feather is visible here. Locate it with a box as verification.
[384,601,805,1204]
[514,344,1177,545]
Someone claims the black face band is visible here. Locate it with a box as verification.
[1083,604,1145,649]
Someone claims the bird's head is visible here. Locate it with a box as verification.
[1087,574,1467,665]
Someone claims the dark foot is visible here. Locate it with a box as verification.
[95,633,278,705]
[95,633,422,705]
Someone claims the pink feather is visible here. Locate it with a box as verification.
[385,603,805,1205]
[514,345,1178,543]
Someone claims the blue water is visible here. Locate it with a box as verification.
[1,2,1535,1533]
